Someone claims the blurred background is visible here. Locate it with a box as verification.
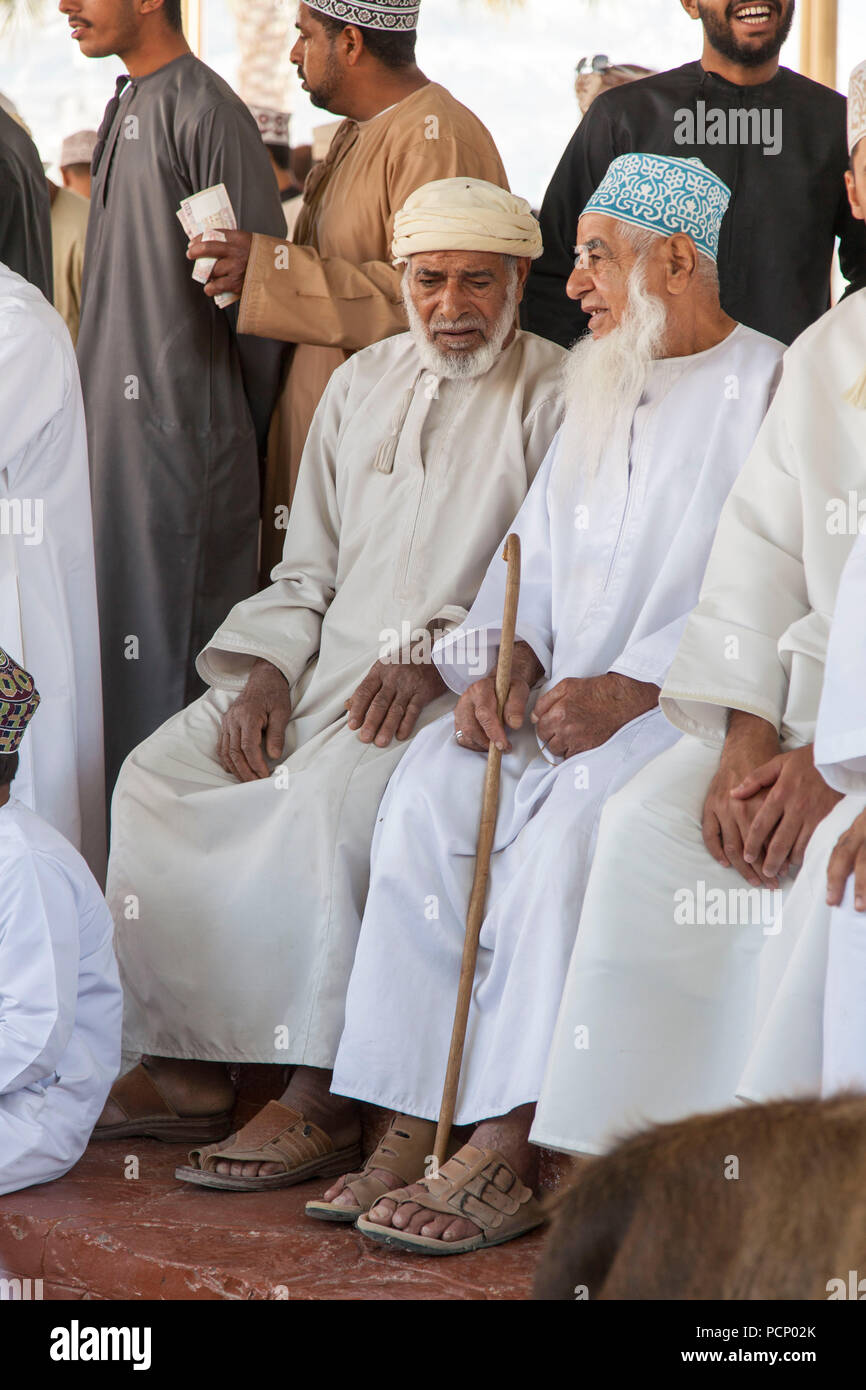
[2,0,866,206]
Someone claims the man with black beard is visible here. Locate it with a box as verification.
[187,0,508,578]
[526,0,865,349]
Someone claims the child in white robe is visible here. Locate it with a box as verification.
[0,647,121,1196]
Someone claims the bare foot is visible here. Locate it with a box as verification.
[209,1065,361,1180]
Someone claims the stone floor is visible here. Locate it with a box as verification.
[0,1071,568,1301]
[0,1139,547,1300]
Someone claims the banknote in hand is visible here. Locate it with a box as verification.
[177,183,240,309]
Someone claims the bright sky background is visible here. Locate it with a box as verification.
[3,0,866,203]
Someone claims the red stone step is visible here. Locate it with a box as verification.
[0,1138,546,1300]
[0,1068,572,1300]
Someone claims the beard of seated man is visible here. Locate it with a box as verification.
[558,255,668,481]
[533,1094,866,1300]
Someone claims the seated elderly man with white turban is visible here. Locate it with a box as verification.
[533,64,866,1166]
[95,178,565,1187]
[309,154,784,1254]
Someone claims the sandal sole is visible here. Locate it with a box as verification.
[304,1201,365,1224]
[355,1211,545,1256]
[174,1142,363,1192]
[92,1111,235,1144]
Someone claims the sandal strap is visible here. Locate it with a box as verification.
[362,1114,435,1182]
[189,1100,334,1172]
[395,1144,535,1233]
[334,1116,434,1211]
[110,1063,181,1123]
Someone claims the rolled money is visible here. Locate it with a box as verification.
[177,182,240,309]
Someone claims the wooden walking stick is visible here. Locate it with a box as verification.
[432,533,522,1168]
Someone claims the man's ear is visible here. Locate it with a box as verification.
[845,168,865,223]
[341,23,366,68]
[679,0,701,19]
[665,233,698,295]
[514,257,532,302]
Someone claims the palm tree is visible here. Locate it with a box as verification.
[0,0,43,30]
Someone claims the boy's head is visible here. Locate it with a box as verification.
[846,61,866,222]
[0,648,40,804]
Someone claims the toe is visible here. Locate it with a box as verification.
[368,1196,399,1226]
[442,1218,480,1243]
[322,1174,348,1202]
[417,1213,453,1240]
[391,1201,422,1230]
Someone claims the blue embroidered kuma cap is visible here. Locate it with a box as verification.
[581,153,731,262]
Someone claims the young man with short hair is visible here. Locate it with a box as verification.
[63,0,287,789]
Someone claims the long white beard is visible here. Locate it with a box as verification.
[559,264,669,481]
[403,272,520,381]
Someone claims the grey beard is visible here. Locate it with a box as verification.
[559,263,669,482]
[402,272,519,381]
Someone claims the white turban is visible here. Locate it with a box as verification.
[850,60,866,155]
[391,178,543,264]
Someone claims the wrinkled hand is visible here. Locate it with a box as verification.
[531,673,659,761]
[702,715,781,887]
[187,228,254,298]
[731,744,842,883]
[827,808,866,911]
[453,641,543,754]
[346,658,446,747]
[218,659,291,782]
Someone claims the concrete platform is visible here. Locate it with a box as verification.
[0,1139,548,1300]
[0,1072,569,1301]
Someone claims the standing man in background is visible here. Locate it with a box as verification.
[50,131,97,344]
[526,0,865,348]
[59,129,98,200]
[65,0,286,792]
[249,105,307,236]
[189,0,509,579]
[47,182,89,345]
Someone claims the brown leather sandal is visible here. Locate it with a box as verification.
[174,1100,362,1191]
[304,1114,438,1224]
[355,1143,545,1255]
[93,1062,235,1143]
